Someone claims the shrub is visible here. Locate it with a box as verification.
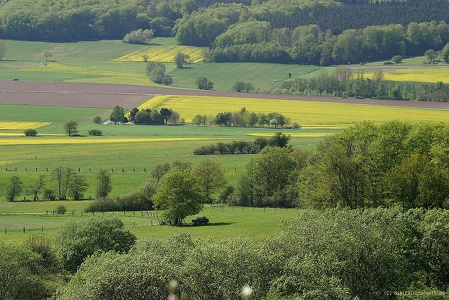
[88,129,103,136]
[24,128,37,136]
[85,198,119,212]
[55,216,136,273]
[56,205,66,215]
[26,234,59,273]
[43,189,56,201]
[292,122,301,129]
[391,55,403,63]
[93,116,102,124]
[196,77,214,90]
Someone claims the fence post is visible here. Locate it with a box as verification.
[4,228,6,234]
[23,227,25,233]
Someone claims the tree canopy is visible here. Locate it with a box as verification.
[55,216,136,273]
[152,168,205,225]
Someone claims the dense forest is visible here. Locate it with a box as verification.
[1,0,449,64]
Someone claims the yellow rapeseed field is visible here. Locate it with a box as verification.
[138,95,449,126]
[0,137,214,146]
[114,45,206,63]
[0,122,52,130]
[367,67,449,84]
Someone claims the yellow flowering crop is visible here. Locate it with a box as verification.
[248,133,330,138]
[0,122,52,130]
[366,67,449,84]
[0,137,212,146]
[138,95,449,127]
[114,45,206,63]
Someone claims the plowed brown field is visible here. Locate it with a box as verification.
[1,81,449,109]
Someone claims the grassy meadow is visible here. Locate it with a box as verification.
[0,201,300,244]
[2,37,447,91]
[2,38,449,245]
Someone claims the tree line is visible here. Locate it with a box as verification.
[0,0,448,49]
[109,104,182,125]
[208,20,449,65]
[279,66,449,101]
[193,132,290,155]
[5,207,449,299]
[86,159,227,224]
[4,168,112,201]
[202,121,449,209]
[192,107,294,128]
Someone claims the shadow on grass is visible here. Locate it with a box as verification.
[186,222,235,227]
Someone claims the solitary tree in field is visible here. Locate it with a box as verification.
[5,176,23,201]
[174,52,190,68]
[96,169,112,199]
[153,169,205,226]
[63,120,78,136]
[196,77,214,90]
[44,50,52,61]
[0,41,6,61]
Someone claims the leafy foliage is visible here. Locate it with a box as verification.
[153,168,205,225]
[63,120,78,136]
[123,28,154,44]
[24,128,37,136]
[146,62,172,85]
[56,208,449,299]
[4,176,23,201]
[55,216,136,273]
[0,243,49,300]
[299,121,449,209]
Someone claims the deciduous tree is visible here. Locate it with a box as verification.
[68,173,89,200]
[96,169,112,199]
[28,175,45,201]
[193,160,227,203]
[63,120,78,136]
[153,169,205,226]
[0,40,5,60]
[5,176,23,201]
[174,52,189,68]
[55,216,136,273]
[110,105,125,123]
[53,167,73,200]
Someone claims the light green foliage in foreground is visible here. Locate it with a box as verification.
[0,243,49,300]
[55,207,449,300]
[55,216,136,273]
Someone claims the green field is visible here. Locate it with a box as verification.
[0,201,300,244]
[2,38,449,247]
[0,38,318,90]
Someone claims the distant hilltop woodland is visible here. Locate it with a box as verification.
[1,0,449,65]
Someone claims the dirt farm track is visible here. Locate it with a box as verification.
[1,81,449,110]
